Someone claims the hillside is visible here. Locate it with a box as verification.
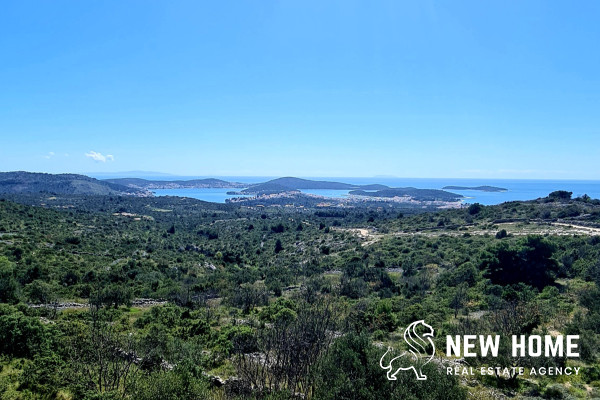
[102,176,410,195]
[0,191,599,399]
[0,171,147,196]
[104,177,245,189]
[261,177,356,190]
[243,177,391,193]
[349,187,463,202]
[240,182,300,195]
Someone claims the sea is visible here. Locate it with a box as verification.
[142,177,600,206]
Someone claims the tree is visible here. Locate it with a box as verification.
[229,282,269,313]
[495,229,508,239]
[450,282,469,318]
[91,284,133,309]
[66,321,140,396]
[234,298,339,396]
[271,223,285,233]
[480,236,559,289]
[0,307,50,358]
[486,297,542,385]
[25,279,60,305]
[549,190,572,201]
[468,203,483,215]
[274,239,283,254]
[0,257,19,304]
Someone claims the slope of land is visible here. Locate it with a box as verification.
[0,171,148,196]
[260,177,359,190]
[238,182,300,195]
[104,177,245,189]
[349,187,463,202]
[0,190,599,399]
[242,177,391,194]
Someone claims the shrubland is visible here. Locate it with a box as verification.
[0,191,599,399]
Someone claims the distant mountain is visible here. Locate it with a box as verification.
[103,178,246,189]
[349,187,463,202]
[0,171,147,196]
[442,185,507,192]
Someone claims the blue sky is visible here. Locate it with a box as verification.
[1,1,599,179]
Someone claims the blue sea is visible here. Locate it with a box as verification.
[148,177,600,205]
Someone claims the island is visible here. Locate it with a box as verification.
[240,177,390,195]
[349,187,463,202]
[103,177,246,190]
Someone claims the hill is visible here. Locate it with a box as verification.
[103,176,393,194]
[244,177,390,193]
[349,187,463,202]
[0,191,599,399]
[0,171,147,196]
[240,182,300,195]
[260,177,356,190]
[103,177,245,189]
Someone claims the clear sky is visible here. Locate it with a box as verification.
[1,1,599,179]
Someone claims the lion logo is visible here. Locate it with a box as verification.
[379,320,435,381]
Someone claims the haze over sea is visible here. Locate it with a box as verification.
[118,175,600,206]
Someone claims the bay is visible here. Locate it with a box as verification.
[152,178,600,205]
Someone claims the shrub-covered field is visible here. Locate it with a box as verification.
[0,191,599,399]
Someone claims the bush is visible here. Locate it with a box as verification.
[495,229,508,239]
[0,257,19,303]
[480,236,558,289]
[549,191,572,201]
[314,332,466,400]
[128,369,210,400]
[0,309,50,358]
[468,203,483,215]
[20,353,66,396]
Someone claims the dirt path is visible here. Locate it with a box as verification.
[551,222,600,235]
[334,227,383,246]
[339,221,600,246]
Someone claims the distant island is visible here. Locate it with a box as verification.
[237,177,390,195]
[103,177,246,190]
[442,185,507,192]
[101,176,392,194]
[349,188,463,202]
[233,183,300,196]
[0,172,463,207]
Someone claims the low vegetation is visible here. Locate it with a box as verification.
[0,190,599,399]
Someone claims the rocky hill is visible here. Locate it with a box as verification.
[0,171,148,196]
